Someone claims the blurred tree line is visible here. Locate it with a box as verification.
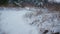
[0,0,8,5]
[0,0,48,7]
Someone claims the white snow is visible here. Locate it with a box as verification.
[0,8,39,34]
[48,0,60,3]
[54,0,60,3]
[24,8,60,34]
[0,7,60,34]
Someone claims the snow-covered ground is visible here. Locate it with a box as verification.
[0,7,60,34]
[23,7,60,34]
[0,7,39,34]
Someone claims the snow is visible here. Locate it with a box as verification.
[54,0,60,3]
[0,7,60,34]
[48,0,60,3]
[0,8,39,34]
[24,8,60,34]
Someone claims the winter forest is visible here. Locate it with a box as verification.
[0,0,60,34]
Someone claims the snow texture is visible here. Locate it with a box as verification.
[0,7,39,34]
[0,7,60,34]
[24,7,60,34]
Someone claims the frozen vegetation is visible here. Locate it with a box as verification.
[0,7,60,34]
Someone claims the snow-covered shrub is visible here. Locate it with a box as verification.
[24,8,60,34]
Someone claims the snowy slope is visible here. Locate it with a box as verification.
[0,8,38,34]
